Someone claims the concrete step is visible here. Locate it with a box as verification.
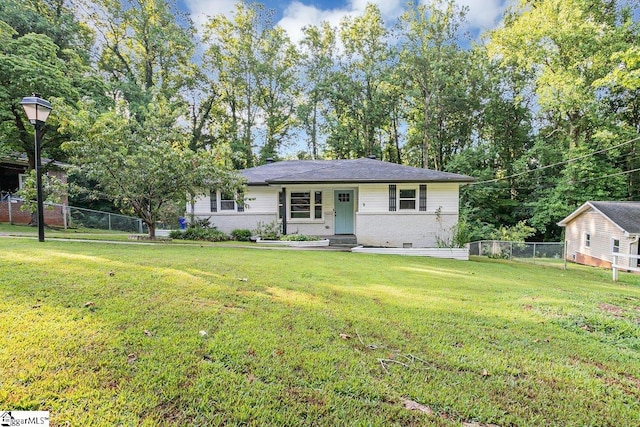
[329,235,358,247]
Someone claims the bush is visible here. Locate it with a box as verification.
[280,234,320,241]
[252,221,280,240]
[170,228,229,242]
[231,229,252,241]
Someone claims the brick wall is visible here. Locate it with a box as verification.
[0,198,66,227]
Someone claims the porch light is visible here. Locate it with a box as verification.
[20,94,53,242]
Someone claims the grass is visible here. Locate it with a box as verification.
[1,238,640,426]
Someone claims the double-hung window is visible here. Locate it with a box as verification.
[210,189,243,212]
[290,191,322,219]
[585,233,591,248]
[612,239,620,253]
[399,189,417,210]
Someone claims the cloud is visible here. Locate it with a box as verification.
[183,0,237,31]
[277,0,404,46]
[453,0,506,29]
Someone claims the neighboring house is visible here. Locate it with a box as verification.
[0,156,68,226]
[190,157,474,248]
[558,201,640,268]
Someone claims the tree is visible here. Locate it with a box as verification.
[398,0,474,170]
[60,99,242,238]
[324,4,397,159]
[0,0,104,169]
[298,22,336,159]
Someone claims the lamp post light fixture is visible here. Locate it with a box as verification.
[20,94,53,242]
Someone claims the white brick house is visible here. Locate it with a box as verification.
[190,157,474,248]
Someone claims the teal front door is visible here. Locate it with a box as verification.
[334,190,354,234]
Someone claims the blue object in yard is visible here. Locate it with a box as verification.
[178,217,186,229]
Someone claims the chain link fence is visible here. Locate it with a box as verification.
[469,240,565,266]
[67,206,146,233]
[2,195,146,233]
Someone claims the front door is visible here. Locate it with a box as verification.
[334,190,354,234]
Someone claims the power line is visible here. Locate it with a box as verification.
[469,135,640,186]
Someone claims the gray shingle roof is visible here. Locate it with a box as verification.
[242,158,475,185]
[590,201,640,234]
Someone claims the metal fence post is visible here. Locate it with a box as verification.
[7,196,12,224]
[139,219,143,234]
[63,204,67,230]
[612,254,618,281]
[108,213,112,231]
[510,242,513,261]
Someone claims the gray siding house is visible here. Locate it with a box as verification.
[190,158,474,248]
[558,201,640,268]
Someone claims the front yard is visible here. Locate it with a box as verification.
[1,237,639,426]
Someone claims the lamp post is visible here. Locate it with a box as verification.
[20,94,53,242]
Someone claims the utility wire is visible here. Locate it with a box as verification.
[469,135,640,186]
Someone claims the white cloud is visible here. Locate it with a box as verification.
[277,0,404,46]
[452,0,506,30]
[183,0,237,31]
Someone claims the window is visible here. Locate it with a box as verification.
[220,191,235,211]
[612,239,620,253]
[585,234,591,248]
[210,190,242,212]
[290,191,322,219]
[18,173,28,190]
[399,189,416,210]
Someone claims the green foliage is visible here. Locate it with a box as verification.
[169,227,229,242]
[252,221,280,240]
[230,228,252,241]
[489,220,537,242]
[15,169,66,215]
[279,234,320,241]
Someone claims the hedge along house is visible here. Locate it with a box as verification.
[190,157,475,248]
[558,201,640,269]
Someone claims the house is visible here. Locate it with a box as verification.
[0,155,68,226]
[558,201,640,268]
[190,157,474,248]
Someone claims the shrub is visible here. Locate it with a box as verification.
[170,228,229,242]
[252,221,280,240]
[280,234,320,241]
[231,228,252,241]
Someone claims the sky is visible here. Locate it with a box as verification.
[176,0,509,44]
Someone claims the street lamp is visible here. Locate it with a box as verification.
[20,94,53,242]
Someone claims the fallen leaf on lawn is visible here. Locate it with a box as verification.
[482,369,490,377]
[84,301,95,307]
[247,373,256,383]
[143,330,153,337]
[401,398,434,415]
[581,325,592,332]
[199,330,208,337]
[32,304,41,309]
[127,353,137,364]
[339,333,351,340]
[109,271,115,276]
[463,422,502,427]
[238,277,248,282]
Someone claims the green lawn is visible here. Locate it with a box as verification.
[1,238,639,426]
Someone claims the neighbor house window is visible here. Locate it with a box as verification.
[612,239,620,253]
[18,173,28,190]
[585,234,591,248]
[399,189,417,210]
[290,191,322,219]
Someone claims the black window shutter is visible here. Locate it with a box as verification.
[210,190,217,212]
[389,185,396,212]
[237,192,244,212]
[419,185,427,211]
